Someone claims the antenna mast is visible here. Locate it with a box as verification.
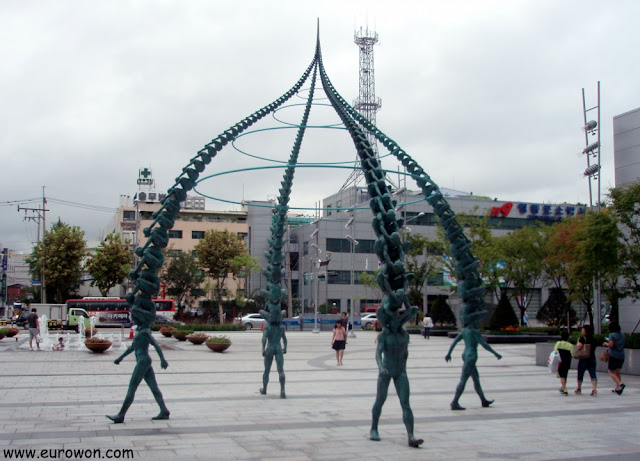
[341,26,382,190]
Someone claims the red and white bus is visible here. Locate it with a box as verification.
[65,298,176,326]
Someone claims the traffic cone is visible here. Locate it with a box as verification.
[260,322,264,331]
[129,325,135,339]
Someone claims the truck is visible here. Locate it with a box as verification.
[24,303,91,330]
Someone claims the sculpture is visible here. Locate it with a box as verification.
[107,297,170,423]
[445,310,502,410]
[370,303,423,448]
[259,309,288,398]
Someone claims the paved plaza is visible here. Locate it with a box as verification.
[1,329,639,460]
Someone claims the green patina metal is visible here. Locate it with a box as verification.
[112,24,495,442]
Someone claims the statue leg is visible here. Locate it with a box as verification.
[395,374,423,448]
[370,373,391,441]
[260,354,274,395]
[451,361,472,410]
[107,361,148,423]
[471,366,493,407]
[275,353,286,399]
[143,367,170,419]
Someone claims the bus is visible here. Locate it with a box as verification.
[65,298,176,326]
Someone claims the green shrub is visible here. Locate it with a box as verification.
[489,292,519,330]
[519,326,561,335]
[206,335,231,344]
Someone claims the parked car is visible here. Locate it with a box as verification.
[154,314,185,326]
[237,313,267,330]
[360,313,377,329]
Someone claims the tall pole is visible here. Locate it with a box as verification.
[41,186,47,303]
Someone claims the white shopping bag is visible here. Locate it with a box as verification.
[548,350,560,373]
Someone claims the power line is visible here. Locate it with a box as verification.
[46,197,117,213]
[0,198,42,207]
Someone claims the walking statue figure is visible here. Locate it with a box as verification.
[107,295,170,423]
[370,303,424,448]
[445,310,502,410]
[259,308,288,398]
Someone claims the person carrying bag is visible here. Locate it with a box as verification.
[574,325,598,396]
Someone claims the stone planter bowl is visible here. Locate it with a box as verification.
[84,340,112,353]
[205,342,231,353]
[187,335,208,345]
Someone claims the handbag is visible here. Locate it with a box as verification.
[574,338,591,360]
[598,349,610,362]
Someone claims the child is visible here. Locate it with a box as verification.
[554,330,573,395]
[53,337,65,351]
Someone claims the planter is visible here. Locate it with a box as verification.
[160,327,177,338]
[187,335,208,345]
[173,332,189,341]
[5,327,20,338]
[206,342,231,353]
[85,327,98,337]
[84,339,112,353]
[0,333,6,341]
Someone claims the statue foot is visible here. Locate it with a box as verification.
[481,399,494,408]
[152,411,170,420]
[369,429,381,441]
[259,388,266,395]
[408,437,424,448]
[106,414,124,423]
[450,402,466,411]
[280,390,286,399]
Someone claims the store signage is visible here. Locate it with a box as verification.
[490,202,586,221]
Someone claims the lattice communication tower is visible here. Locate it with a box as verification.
[341,26,382,190]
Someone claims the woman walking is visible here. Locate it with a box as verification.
[604,322,626,395]
[332,320,347,365]
[575,324,598,396]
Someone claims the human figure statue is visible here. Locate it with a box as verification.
[107,301,170,423]
[370,304,424,448]
[445,310,502,410]
[259,309,287,398]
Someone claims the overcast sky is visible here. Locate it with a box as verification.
[1,0,639,254]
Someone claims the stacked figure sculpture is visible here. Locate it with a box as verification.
[112,23,494,439]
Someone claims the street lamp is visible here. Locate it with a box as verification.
[345,208,358,338]
[580,81,602,334]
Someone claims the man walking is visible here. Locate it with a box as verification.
[423,315,434,339]
[28,308,40,351]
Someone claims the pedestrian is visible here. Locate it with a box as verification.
[604,321,626,395]
[332,320,346,365]
[27,308,40,351]
[574,324,598,396]
[422,315,434,339]
[554,330,573,395]
[523,313,529,327]
[340,311,349,336]
[374,319,382,343]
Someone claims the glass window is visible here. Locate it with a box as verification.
[123,210,136,221]
[168,230,183,239]
[192,231,205,239]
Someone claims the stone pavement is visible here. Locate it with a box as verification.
[1,329,639,461]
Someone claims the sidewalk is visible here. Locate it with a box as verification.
[1,330,639,460]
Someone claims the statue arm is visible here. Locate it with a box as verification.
[445,334,462,361]
[479,336,502,359]
[281,327,287,354]
[150,332,169,368]
[114,346,134,364]
[375,338,388,375]
[261,330,267,356]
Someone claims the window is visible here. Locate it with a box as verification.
[336,200,342,210]
[192,250,198,258]
[303,241,309,256]
[123,210,136,221]
[237,232,248,240]
[326,238,375,254]
[192,231,205,239]
[168,230,183,239]
[168,249,182,256]
[326,205,332,216]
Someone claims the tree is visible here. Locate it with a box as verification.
[26,219,85,303]
[85,233,132,296]
[195,230,250,323]
[160,250,205,317]
[359,270,382,302]
[430,295,456,327]
[405,234,443,310]
[501,225,546,325]
[537,287,576,327]
[608,183,640,310]
[489,291,519,330]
